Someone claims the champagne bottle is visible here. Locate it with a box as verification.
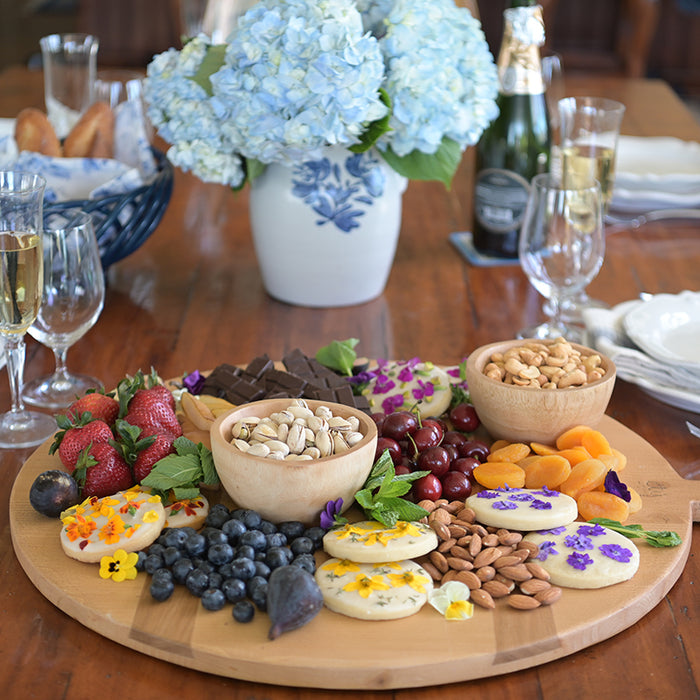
[472,0,550,258]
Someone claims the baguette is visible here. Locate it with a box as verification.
[63,101,115,158]
[14,107,62,156]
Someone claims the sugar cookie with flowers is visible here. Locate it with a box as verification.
[142,0,500,306]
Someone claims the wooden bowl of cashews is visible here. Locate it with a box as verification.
[210,398,378,525]
[465,337,616,445]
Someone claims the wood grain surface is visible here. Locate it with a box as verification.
[10,416,699,689]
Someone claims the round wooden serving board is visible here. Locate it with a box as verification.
[10,415,700,690]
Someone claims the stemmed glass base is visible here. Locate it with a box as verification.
[543,292,610,325]
[0,407,57,449]
[23,370,102,411]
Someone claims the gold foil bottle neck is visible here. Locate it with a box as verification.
[498,5,546,96]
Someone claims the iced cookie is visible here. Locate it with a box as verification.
[523,522,640,589]
[164,494,209,529]
[323,520,438,563]
[360,360,452,418]
[466,486,578,530]
[60,486,166,563]
[315,558,432,620]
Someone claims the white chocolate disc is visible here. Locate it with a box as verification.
[59,486,166,563]
[523,522,640,589]
[323,520,437,564]
[315,558,432,620]
[466,487,578,531]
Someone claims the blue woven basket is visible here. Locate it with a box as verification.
[43,149,174,270]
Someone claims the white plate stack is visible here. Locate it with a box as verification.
[611,136,700,213]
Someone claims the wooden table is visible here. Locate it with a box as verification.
[1,66,699,699]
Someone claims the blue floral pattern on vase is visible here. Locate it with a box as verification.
[290,151,386,233]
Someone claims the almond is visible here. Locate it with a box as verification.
[476,565,496,583]
[518,540,540,559]
[449,545,472,561]
[511,548,531,563]
[470,588,496,609]
[518,578,552,596]
[498,530,523,546]
[482,533,500,547]
[429,550,449,574]
[482,579,511,598]
[417,499,437,513]
[456,535,472,547]
[469,523,489,537]
[498,564,532,582]
[421,560,443,582]
[454,570,482,590]
[468,532,482,557]
[441,569,458,584]
[492,554,522,570]
[525,561,551,581]
[472,547,502,569]
[494,574,515,592]
[429,521,451,541]
[429,508,452,526]
[437,537,457,553]
[456,506,476,523]
[507,594,541,610]
[535,586,562,605]
[446,556,473,572]
[448,524,468,539]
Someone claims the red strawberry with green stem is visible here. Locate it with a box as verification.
[73,442,134,499]
[66,391,119,427]
[50,415,114,472]
[115,419,175,483]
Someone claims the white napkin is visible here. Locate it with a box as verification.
[582,300,700,393]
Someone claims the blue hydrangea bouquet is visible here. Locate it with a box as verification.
[143,0,499,190]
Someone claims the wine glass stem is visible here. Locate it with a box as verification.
[3,335,27,414]
[52,346,71,382]
[548,294,563,330]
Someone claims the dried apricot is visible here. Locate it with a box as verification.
[627,487,642,514]
[518,455,541,469]
[555,425,591,450]
[559,458,607,500]
[598,453,621,472]
[577,490,630,523]
[530,442,558,456]
[473,462,526,489]
[487,442,531,464]
[555,446,592,467]
[489,439,511,453]
[611,447,627,472]
[580,428,613,458]
[523,455,572,489]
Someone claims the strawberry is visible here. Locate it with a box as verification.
[125,403,183,439]
[73,442,134,498]
[50,416,114,472]
[130,384,176,413]
[67,391,119,426]
[132,433,176,483]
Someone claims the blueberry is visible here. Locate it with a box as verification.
[254,561,271,579]
[278,521,306,540]
[266,532,287,549]
[184,533,207,557]
[222,518,247,543]
[258,519,277,535]
[209,502,231,519]
[222,577,246,603]
[229,557,256,581]
[171,557,195,584]
[147,543,166,558]
[241,510,262,529]
[230,508,247,521]
[291,553,316,574]
[207,543,234,567]
[150,577,174,602]
[217,562,234,579]
[232,600,255,623]
[266,546,293,570]
[205,529,228,547]
[201,588,226,611]
[205,509,230,529]
[134,551,148,572]
[185,568,210,597]
[236,544,256,561]
[247,577,268,611]
[162,528,189,549]
[304,526,326,547]
[255,551,267,562]
[290,536,314,555]
[208,572,223,590]
[144,553,165,575]
[162,546,183,567]
[239,529,266,552]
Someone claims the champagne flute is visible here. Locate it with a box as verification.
[23,209,105,410]
[518,173,604,343]
[0,171,56,449]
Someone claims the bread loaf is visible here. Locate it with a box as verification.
[14,107,62,156]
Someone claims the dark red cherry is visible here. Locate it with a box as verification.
[412,474,443,501]
[375,436,401,464]
[458,439,490,462]
[381,410,418,441]
[440,471,472,500]
[449,403,481,433]
[417,446,450,478]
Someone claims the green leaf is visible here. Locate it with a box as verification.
[190,44,227,96]
[172,436,199,457]
[379,137,463,189]
[171,485,202,501]
[243,158,267,187]
[315,338,360,376]
[354,488,375,510]
[589,518,682,548]
[199,446,218,486]
[387,498,430,522]
[140,454,201,491]
[350,89,393,154]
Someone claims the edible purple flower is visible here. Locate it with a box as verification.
[529,499,552,510]
[398,366,415,383]
[320,498,344,530]
[372,373,396,395]
[599,543,633,563]
[508,493,534,502]
[382,394,405,414]
[537,540,558,561]
[564,534,594,550]
[476,490,499,499]
[493,501,518,510]
[534,487,559,498]
[567,552,594,571]
[537,526,566,535]
[183,370,205,394]
[577,524,606,538]
[604,470,631,502]
[412,379,435,401]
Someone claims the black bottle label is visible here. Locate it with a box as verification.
[473,168,531,234]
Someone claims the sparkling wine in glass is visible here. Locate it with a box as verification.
[0,171,56,449]
[518,173,605,343]
[23,209,105,410]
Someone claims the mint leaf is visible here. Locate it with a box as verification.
[171,485,202,501]
[141,454,201,491]
[200,446,218,486]
[589,518,682,548]
[315,338,360,376]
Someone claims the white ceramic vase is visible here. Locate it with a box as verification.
[249,146,408,307]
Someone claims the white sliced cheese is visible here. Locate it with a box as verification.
[59,486,166,563]
[360,361,453,418]
[315,558,432,620]
[523,522,640,589]
[466,487,578,530]
[323,520,437,563]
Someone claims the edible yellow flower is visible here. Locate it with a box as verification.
[387,570,431,594]
[361,530,391,547]
[387,521,422,539]
[322,559,360,576]
[343,574,391,599]
[429,581,474,620]
[99,549,139,582]
[99,515,126,544]
[143,509,161,523]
